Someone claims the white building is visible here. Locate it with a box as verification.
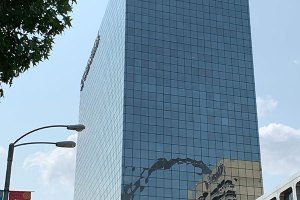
[257,172,300,200]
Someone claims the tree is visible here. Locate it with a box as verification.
[0,0,77,97]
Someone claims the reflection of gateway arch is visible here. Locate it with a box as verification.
[122,158,261,200]
[122,157,212,200]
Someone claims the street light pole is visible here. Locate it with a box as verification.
[2,124,84,200]
[3,144,14,200]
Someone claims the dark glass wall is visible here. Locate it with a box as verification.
[122,0,262,199]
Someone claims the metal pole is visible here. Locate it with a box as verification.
[3,143,14,200]
[13,125,68,144]
[2,124,83,199]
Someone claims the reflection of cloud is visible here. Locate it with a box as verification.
[23,134,77,187]
[259,123,300,176]
[256,97,278,117]
[293,59,300,65]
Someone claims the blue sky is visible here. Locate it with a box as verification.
[0,0,299,199]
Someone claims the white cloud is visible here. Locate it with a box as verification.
[259,123,300,176]
[23,134,77,187]
[293,59,300,65]
[0,146,6,157]
[256,97,278,117]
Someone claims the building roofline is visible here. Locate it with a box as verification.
[257,171,300,199]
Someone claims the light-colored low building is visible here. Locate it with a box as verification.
[257,172,300,200]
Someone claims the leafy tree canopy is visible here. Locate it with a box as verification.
[0,0,77,97]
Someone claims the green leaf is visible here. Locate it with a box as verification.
[0,0,77,98]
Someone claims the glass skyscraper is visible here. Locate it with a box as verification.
[74,0,263,199]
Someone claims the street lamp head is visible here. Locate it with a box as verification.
[55,141,76,148]
[66,124,85,132]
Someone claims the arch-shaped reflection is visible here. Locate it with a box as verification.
[121,158,256,200]
[122,157,212,199]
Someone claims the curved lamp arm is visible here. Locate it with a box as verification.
[14,142,56,147]
[14,141,76,148]
[3,124,84,200]
[13,124,85,145]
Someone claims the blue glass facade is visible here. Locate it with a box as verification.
[75,0,263,199]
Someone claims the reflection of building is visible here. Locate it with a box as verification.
[188,159,262,200]
[74,0,263,199]
[257,172,300,200]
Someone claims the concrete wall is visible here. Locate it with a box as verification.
[257,172,300,200]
